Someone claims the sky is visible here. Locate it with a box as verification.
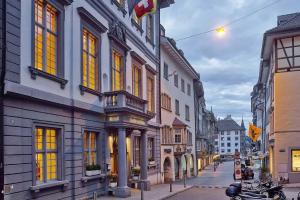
[160,0,300,127]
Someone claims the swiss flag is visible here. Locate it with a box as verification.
[134,0,156,18]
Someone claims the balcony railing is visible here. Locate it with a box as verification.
[104,90,148,114]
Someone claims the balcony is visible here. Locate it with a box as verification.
[104,91,154,128]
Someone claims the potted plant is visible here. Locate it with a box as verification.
[131,166,140,181]
[108,173,117,187]
[148,157,156,165]
[85,164,101,176]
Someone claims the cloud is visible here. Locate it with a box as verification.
[161,0,300,126]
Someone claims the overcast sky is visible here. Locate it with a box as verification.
[160,0,300,127]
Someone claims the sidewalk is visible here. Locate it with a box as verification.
[99,184,193,200]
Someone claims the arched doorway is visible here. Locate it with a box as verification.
[174,157,180,179]
[163,157,172,182]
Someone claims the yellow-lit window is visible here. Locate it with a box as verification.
[35,127,58,184]
[83,131,98,168]
[292,150,300,172]
[82,29,98,90]
[147,75,154,112]
[132,65,142,97]
[34,0,58,75]
[112,51,124,91]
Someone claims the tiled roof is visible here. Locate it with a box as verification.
[172,117,187,127]
[217,117,242,131]
[266,13,300,34]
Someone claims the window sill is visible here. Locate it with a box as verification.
[28,66,68,89]
[81,174,106,185]
[79,85,103,99]
[131,19,143,35]
[30,180,69,193]
[162,107,172,112]
[146,36,155,48]
[111,0,127,17]
[147,111,156,117]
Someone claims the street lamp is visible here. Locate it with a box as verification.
[216,26,226,37]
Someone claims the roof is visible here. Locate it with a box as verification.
[217,116,243,131]
[266,13,300,34]
[172,117,187,127]
[161,36,200,80]
[261,13,300,59]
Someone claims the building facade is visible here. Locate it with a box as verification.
[252,13,300,183]
[0,0,173,199]
[194,79,217,172]
[215,115,243,157]
[160,28,198,182]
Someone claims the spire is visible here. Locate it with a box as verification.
[241,116,246,131]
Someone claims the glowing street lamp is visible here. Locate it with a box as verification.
[216,26,225,37]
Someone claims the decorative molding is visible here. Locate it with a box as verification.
[145,64,157,75]
[131,18,144,35]
[28,66,68,89]
[86,0,159,64]
[77,7,107,33]
[130,51,146,65]
[60,0,73,5]
[108,20,131,51]
[79,85,103,98]
[111,0,127,17]
[30,180,69,193]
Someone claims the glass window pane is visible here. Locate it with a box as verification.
[46,129,56,150]
[90,151,97,165]
[46,32,57,75]
[35,128,43,150]
[47,153,57,180]
[36,153,43,182]
[46,4,57,33]
[83,131,88,151]
[292,150,300,172]
[35,0,43,24]
[90,132,96,150]
[35,26,43,71]
[82,52,88,87]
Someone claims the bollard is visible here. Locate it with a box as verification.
[184,174,186,188]
[141,181,144,200]
[170,181,173,192]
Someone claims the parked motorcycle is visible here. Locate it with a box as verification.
[225,181,286,200]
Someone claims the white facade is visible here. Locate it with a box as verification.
[160,35,199,181]
[217,130,241,155]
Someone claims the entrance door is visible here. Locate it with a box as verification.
[163,157,172,182]
[174,157,180,179]
[109,133,118,175]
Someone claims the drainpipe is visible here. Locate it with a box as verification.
[0,0,6,199]
[158,2,162,182]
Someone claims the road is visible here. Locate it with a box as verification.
[168,161,235,200]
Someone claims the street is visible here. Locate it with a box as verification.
[168,161,234,200]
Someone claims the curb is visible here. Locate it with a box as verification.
[158,186,194,200]
[196,185,227,189]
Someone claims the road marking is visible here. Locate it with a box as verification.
[196,185,227,189]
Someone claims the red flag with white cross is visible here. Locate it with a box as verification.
[134,0,157,18]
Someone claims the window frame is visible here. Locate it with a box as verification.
[175,99,180,116]
[80,27,101,93]
[174,129,182,144]
[146,70,155,113]
[32,124,64,186]
[163,63,169,80]
[147,137,155,160]
[181,79,185,93]
[185,105,190,121]
[187,84,191,96]
[146,14,154,46]
[132,60,143,98]
[31,0,67,87]
[174,74,178,87]
[291,149,300,172]
[111,49,125,91]
[83,130,101,174]
[134,136,141,166]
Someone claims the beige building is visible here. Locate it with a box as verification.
[252,13,300,183]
